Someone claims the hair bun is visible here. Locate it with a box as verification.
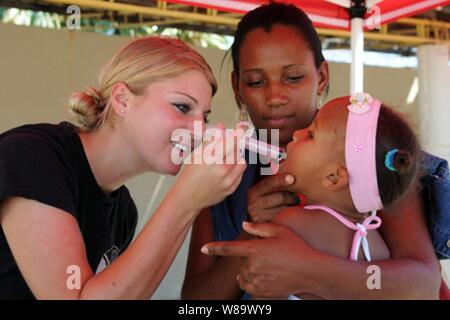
[392,149,413,173]
[85,87,105,108]
[68,87,104,131]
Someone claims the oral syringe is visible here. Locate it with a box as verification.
[243,136,287,161]
[237,122,287,161]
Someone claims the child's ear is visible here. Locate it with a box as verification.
[321,165,349,191]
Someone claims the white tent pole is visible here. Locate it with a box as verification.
[350,17,364,93]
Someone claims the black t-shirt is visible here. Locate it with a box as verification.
[0,122,138,299]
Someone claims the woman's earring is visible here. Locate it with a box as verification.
[120,109,126,116]
[239,106,249,122]
[317,94,323,109]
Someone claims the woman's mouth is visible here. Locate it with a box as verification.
[171,141,189,158]
[263,115,294,128]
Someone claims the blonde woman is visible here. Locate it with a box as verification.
[0,37,247,299]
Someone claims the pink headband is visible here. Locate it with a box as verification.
[345,93,383,213]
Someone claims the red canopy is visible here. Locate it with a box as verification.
[165,0,449,93]
[165,0,450,30]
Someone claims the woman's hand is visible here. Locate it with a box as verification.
[172,124,248,213]
[201,221,314,298]
[247,174,298,222]
[203,187,443,299]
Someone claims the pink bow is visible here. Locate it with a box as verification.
[303,205,383,262]
[349,213,382,261]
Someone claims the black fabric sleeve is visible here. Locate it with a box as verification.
[0,133,76,216]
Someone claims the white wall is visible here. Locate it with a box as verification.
[0,22,419,299]
[417,45,450,162]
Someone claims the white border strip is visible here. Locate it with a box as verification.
[377,0,450,24]
[308,13,350,28]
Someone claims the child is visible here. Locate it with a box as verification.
[275,93,420,299]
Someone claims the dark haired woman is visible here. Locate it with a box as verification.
[183,2,442,299]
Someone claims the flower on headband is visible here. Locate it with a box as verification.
[348,92,373,114]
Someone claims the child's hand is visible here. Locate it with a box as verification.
[247,174,298,222]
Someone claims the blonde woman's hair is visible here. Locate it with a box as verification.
[69,37,217,131]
